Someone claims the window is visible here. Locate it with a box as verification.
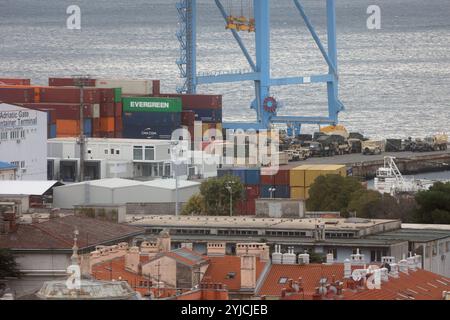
[226,272,236,279]
[20,130,25,139]
[278,277,288,284]
[104,149,108,155]
[87,149,92,154]
[116,149,120,155]
[144,146,154,160]
[20,161,25,168]
[133,146,143,160]
[0,131,7,140]
[111,148,114,155]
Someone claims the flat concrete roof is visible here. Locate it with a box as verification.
[367,228,450,242]
[128,215,400,232]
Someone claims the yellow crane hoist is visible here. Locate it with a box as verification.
[226,0,254,33]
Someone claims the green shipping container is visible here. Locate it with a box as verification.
[114,88,122,103]
[122,97,182,113]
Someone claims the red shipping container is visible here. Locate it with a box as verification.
[95,131,115,138]
[246,199,256,215]
[100,103,115,117]
[235,200,246,215]
[160,94,222,110]
[181,110,195,126]
[0,78,31,85]
[48,77,96,87]
[20,103,96,120]
[152,80,160,95]
[115,116,123,133]
[0,87,35,103]
[245,185,260,199]
[115,102,123,117]
[261,174,275,185]
[99,88,115,103]
[39,87,101,104]
[274,169,290,185]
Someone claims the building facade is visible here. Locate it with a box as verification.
[0,103,47,180]
[47,138,217,183]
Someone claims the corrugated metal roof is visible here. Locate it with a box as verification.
[142,179,200,190]
[0,180,61,195]
[60,178,200,190]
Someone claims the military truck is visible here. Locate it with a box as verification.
[362,140,384,155]
[412,134,448,152]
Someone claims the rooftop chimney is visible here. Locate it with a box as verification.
[298,251,310,265]
[389,263,399,278]
[326,253,334,265]
[344,259,352,279]
[207,242,226,256]
[240,254,256,290]
[272,245,282,264]
[125,246,140,274]
[406,252,417,271]
[398,259,409,274]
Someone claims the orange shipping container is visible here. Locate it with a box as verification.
[99,117,115,132]
[56,119,79,136]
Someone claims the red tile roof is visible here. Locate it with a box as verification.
[202,256,268,292]
[258,263,449,300]
[0,215,144,250]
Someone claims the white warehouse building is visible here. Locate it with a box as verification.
[0,103,47,180]
[53,178,201,215]
[47,137,217,183]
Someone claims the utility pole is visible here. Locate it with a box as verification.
[225,181,234,216]
[170,141,180,216]
[73,75,90,182]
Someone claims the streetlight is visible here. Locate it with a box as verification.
[225,181,235,216]
[170,141,180,216]
[269,187,276,199]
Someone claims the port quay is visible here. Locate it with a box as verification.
[0,0,449,308]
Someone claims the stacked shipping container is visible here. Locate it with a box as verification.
[0,77,222,142]
[290,164,347,200]
[217,164,347,215]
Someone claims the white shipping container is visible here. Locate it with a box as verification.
[95,79,153,95]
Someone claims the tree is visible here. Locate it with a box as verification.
[414,182,450,224]
[200,175,244,215]
[307,175,365,215]
[0,249,21,279]
[348,189,383,218]
[181,194,205,215]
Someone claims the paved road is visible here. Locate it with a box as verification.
[289,150,450,166]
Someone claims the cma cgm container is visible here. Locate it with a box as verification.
[96,79,157,95]
[0,78,31,85]
[160,94,222,110]
[122,97,182,140]
[48,77,96,87]
[0,87,35,103]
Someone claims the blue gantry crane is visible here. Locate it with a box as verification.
[176,0,345,135]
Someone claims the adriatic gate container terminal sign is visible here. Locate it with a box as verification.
[0,110,38,129]
[122,97,182,113]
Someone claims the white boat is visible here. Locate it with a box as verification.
[374,157,435,195]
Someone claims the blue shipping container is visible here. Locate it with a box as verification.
[217,168,232,178]
[122,112,181,139]
[231,168,247,184]
[49,124,56,139]
[245,168,261,185]
[84,119,92,137]
[190,108,222,123]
